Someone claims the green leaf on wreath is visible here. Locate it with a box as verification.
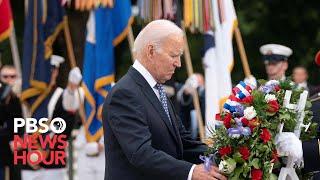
[233,152,244,164]
[242,163,250,177]
[257,79,267,85]
[229,167,243,180]
[251,158,261,169]
[270,173,278,180]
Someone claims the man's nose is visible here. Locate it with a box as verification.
[174,57,181,68]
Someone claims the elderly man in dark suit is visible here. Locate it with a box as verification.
[102,20,226,180]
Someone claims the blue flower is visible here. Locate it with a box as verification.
[241,127,251,136]
[234,118,243,126]
[233,105,244,117]
[259,85,273,94]
[199,154,215,172]
[228,127,242,138]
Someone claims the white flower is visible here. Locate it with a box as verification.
[229,134,241,139]
[243,106,257,120]
[265,94,277,103]
[218,158,236,174]
[266,80,279,86]
[290,81,295,86]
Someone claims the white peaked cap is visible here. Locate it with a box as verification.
[50,55,65,67]
[259,44,293,57]
[68,67,82,85]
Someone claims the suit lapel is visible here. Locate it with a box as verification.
[128,67,179,145]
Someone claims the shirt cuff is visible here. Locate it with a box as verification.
[187,164,196,180]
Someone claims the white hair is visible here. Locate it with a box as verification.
[133,20,183,57]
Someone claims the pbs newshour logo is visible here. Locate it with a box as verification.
[13,118,67,166]
[14,117,66,134]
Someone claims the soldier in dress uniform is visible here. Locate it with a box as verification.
[177,73,205,139]
[41,67,84,180]
[260,44,293,80]
[0,65,23,180]
[20,55,64,180]
[275,50,320,179]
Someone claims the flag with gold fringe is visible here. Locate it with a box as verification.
[21,0,65,118]
[82,0,133,142]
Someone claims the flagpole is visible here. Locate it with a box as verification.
[63,15,88,130]
[63,16,77,68]
[127,24,135,63]
[4,166,9,180]
[234,26,251,77]
[181,21,205,142]
[63,16,87,129]
[9,27,22,78]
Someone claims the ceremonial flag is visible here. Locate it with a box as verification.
[204,0,237,133]
[21,0,65,118]
[0,0,13,42]
[82,0,133,142]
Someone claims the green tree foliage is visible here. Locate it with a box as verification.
[233,0,320,84]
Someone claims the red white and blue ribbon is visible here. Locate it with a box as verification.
[232,81,253,100]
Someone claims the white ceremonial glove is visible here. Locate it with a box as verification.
[275,132,303,167]
[85,142,99,156]
[185,74,199,89]
[244,75,257,89]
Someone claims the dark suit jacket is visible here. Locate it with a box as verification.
[302,95,320,173]
[102,67,207,180]
[0,82,22,167]
[308,84,320,97]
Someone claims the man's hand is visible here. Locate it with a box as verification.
[192,164,227,180]
[244,75,257,88]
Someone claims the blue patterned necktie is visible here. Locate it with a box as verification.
[155,83,172,125]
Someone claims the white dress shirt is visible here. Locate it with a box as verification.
[297,81,308,90]
[132,60,160,99]
[132,60,195,180]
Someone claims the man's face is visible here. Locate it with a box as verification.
[0,67,17,85]
[149,35,184,83]
[292,67,308,84]
[264,60,287,80]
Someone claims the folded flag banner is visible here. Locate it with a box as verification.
[0,0,13,42]
[21,0,65,118]
[82,0,133,142]
[204,0,237,133]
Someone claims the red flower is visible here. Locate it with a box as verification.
[216,114,221,120]
[222,113,232,129]
[274,85,281,92]
[216,113,232,129]
[248,118,259,132]
[241,118,249,126]
[271,149,279,162]
[239,146,250,161]
[219,146,232,157]
[260,128,271,143]
[267,100,280,113]
[242,96,253,104]
[251,169,263,180]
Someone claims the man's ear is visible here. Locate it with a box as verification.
[146,44,155,60]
